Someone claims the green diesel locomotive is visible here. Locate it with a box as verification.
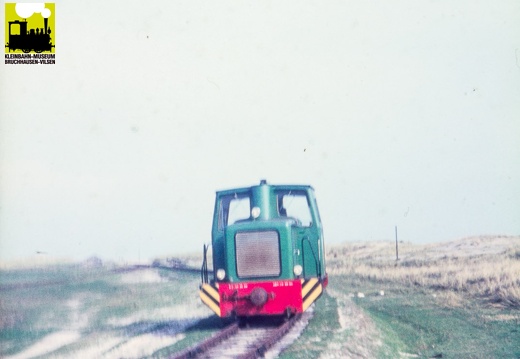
[200,180,328,317]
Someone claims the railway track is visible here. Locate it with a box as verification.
[171,313,305,359]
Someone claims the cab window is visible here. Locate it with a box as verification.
[277,191,313,227]
[218,193,251,229]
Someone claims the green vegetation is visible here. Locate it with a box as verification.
[0,264,206,358]
[280,236,520,358]
[279,293,340,358]
[329,261,520,358]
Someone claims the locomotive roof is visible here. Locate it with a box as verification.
[216,180,314,195]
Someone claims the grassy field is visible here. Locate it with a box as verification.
[1,235,519,358]
[320,235,520,358]
[327,235,520,308]
[0,262,212,358]
[328,275,520,358]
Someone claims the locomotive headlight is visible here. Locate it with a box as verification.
[216,269,226,280]
[293,265,303,276]
[251,206,261,219]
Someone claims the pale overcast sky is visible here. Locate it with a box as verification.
[1,0,519,262]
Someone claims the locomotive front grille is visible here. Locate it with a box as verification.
[235,230,281,278]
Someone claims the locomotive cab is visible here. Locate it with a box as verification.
[200,180,328,318]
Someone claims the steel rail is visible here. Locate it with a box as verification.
[236,314,302,359]
[170,314,302,359]
[170,321,240,359]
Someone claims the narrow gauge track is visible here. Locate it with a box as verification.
[171,314,302,359]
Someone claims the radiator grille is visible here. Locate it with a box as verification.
[235,230,280,278]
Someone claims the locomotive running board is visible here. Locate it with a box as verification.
[301,278,323,311]
[200,283,221,317]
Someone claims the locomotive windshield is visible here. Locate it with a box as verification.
[276,191,313,227]
[215,187,315,228]
[218,192,251,229]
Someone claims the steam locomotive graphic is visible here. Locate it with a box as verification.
[5,18,54,53]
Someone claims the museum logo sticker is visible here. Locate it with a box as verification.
[4,2,55,64]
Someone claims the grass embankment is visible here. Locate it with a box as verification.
[328,236,520,307]
[325,236,520,358]
[332,275,520,358]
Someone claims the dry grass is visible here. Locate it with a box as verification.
[327,235,520,307]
